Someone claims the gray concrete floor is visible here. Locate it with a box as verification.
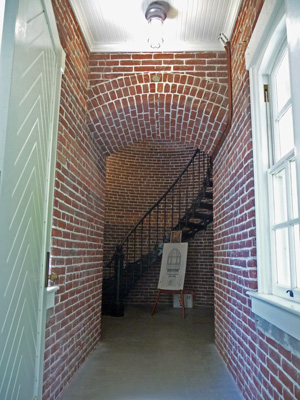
[61,305,243,400]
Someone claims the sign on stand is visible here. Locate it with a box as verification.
[158,243,188,290]
[152,240,188,318]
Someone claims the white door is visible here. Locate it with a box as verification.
[0,0,64,398]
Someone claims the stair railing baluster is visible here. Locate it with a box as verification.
[148,213,151,260]
[156,204,159,246]
[192,157,195,200]
[204,153,206,184]
[141,221,143,275]
[133,229,136,283]
[171,188,174,229]
[199,151,201,186]
[185,169,189,225]
[125,237,129,293]
[134,229,136,259]
[198,150,201,192]
[179,177,181,227]
[164,196,166,240]
[186,169,188,211]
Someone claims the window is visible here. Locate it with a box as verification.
[246,0,300,341]
[268,47,300,301]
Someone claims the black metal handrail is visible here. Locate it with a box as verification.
[105,149,211,272]
[121,148,200,245]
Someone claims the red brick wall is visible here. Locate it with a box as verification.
[43,1,105,399]
[104,141,214,307]
[89,52,228,86]
[214,0,300,399]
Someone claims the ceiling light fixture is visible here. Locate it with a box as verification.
[145,2,168,49]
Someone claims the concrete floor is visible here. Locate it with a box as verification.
[61,305,243,400]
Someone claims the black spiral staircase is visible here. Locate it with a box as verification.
[102,149,213,316]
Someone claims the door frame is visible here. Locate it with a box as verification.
[35,1,65,397]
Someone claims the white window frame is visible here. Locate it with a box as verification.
[268,45,300,301]
[245,0,300,341]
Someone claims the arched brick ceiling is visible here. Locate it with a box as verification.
[87,73,228,156]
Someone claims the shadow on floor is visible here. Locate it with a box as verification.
[60,305,243,400]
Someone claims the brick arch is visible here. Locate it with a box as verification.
[87,73,228,156]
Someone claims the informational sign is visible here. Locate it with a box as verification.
[170,230,182,243]
[158,243,188,290]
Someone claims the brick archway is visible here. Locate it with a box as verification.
[87,73,228,156]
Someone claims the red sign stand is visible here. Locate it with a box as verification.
[151,289,186,318]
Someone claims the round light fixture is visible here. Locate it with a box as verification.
[145,2,168,49]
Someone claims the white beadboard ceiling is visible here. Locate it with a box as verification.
[69,0,243,52]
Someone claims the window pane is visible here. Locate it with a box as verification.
[294,225,300,288]
[290,159,299,219]
[272,168,287,224]
[277,107,294,159]
[275,50,291,111]
[275,228,290,286]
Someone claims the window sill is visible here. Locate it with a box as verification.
[247,291,300,341]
